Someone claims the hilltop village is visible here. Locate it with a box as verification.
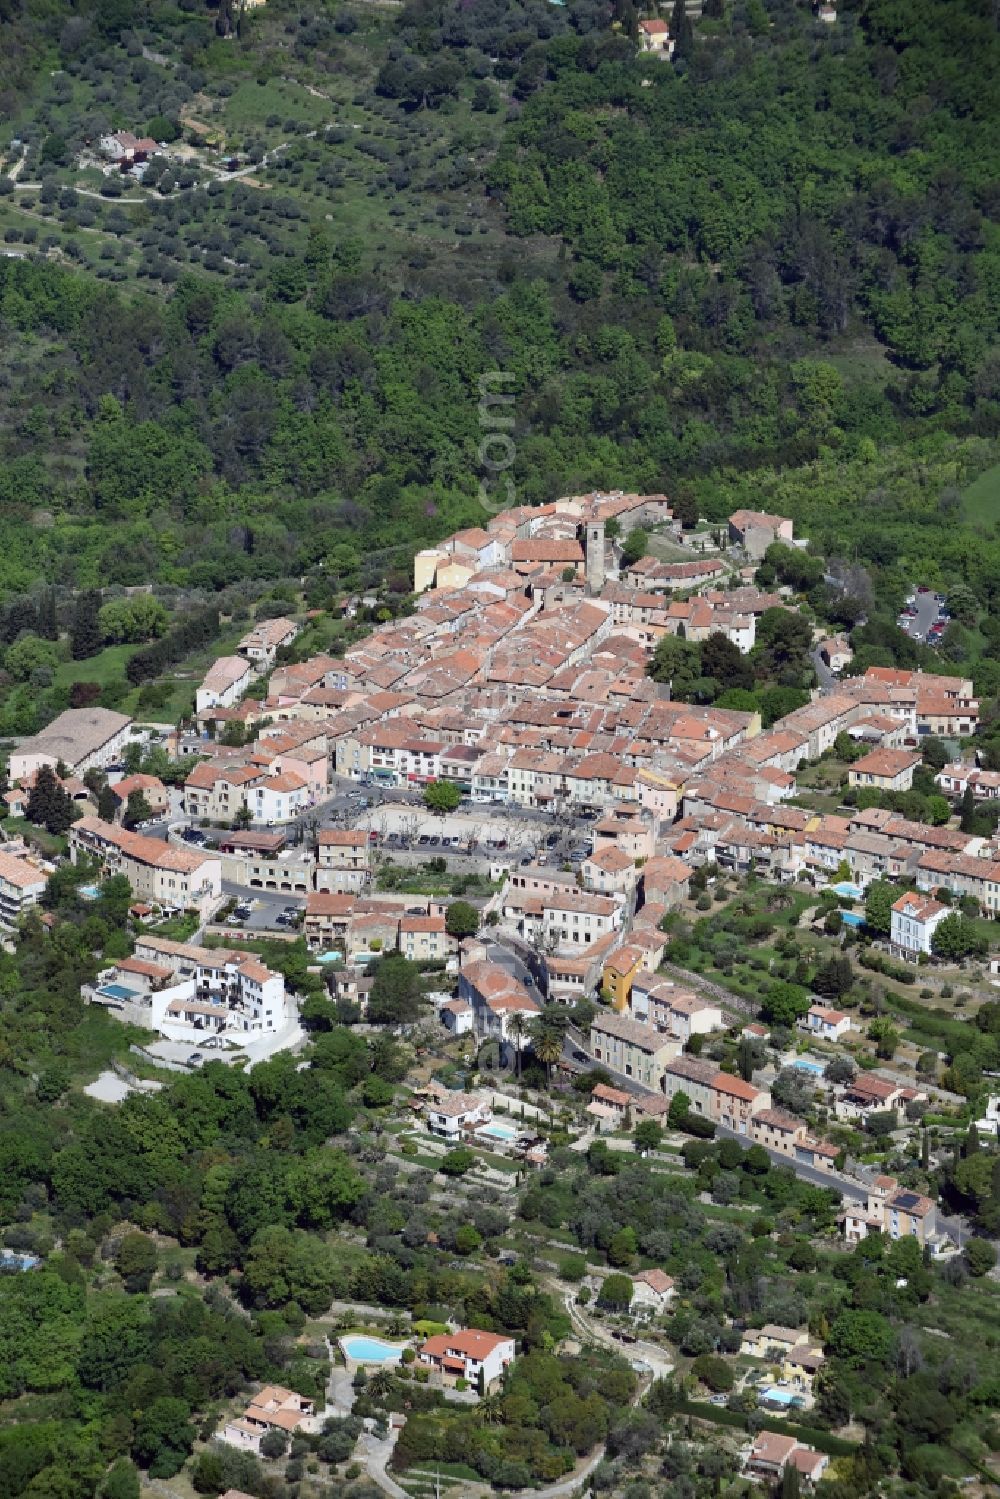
[2,490,999,1498]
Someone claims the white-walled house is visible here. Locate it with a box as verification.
[238,616,300,671]
[801,1004,851,1041]
[426,1092,491,1138]
[223,1386,316,1454]
[418,1330,515,1391]
[630,1268,675,1317]
[196,656,252,715]
[890,891,950,958]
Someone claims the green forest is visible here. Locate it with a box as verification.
[0,0,998,609]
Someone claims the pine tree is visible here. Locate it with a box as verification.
[959,785,977,833]
[97,785,118,823]
[26,766,58,830]
[26,765,74,834]
[703,0,724,15]
[70,591,102,661]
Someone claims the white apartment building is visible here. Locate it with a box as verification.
[70,817,221,918]
[10,707,132,781]
[237,616,300,671]
[542,890,624,950]
[0,852,47,928]
[196,656,252,715]
[87,935,290,1042]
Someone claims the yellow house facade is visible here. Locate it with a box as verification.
[602,943,645,1012]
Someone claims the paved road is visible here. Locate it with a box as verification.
[486,938,546,996]
[811,646,837,691]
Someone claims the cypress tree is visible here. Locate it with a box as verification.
[37,588,58,642]
[70,590,102,661]
[781,1462,802,1499]
[671,0,694,57]
[959,785,977,833]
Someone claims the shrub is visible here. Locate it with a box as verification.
[691,1354,734,1392]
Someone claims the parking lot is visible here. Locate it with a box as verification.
[219,883,304,933]
[353,800,594,869]
[898,587,949,645]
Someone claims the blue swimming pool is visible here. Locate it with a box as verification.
[476,1121,518,1143]
[80,884,101,899]
[341,1336,406,1364]
[792,1059,824,1076]
[761,1386,801,1408]
[98,983,141,1003]
[830,881,863,900]
[840,911,866,929]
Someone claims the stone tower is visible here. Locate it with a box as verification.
[585,520,606,594]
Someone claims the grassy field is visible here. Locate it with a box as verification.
[222,77,332,134]
[52,643,136,690]
[962,460,1000,525]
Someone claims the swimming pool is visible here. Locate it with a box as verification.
[792,1059,824,1076]
[840,911,866,929]
[97,983,141,1003]
[761,1386,801,1408]
[80,884,101,899]
[476,1121,518,1143]
[830,881,863,900]
[340,1335,406,1364]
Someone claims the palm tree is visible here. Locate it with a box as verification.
[529,1019,563,1091]
[509,1011,527,1080]
[366,1367,394,1402]
[477,1394,504,1425]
